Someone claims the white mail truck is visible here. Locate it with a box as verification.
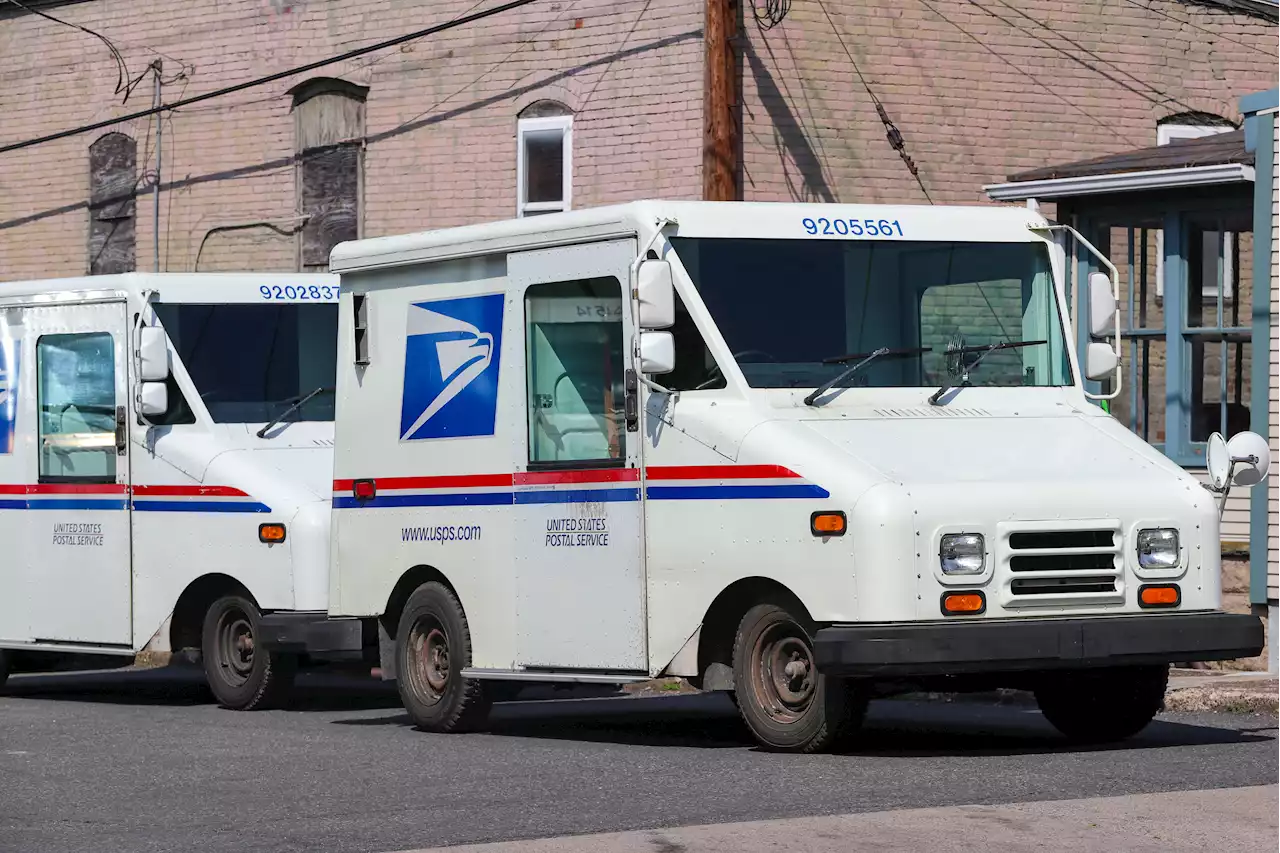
[280,201,1269,753]
[0,272,359,710]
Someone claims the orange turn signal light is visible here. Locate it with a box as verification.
[258,523,286,544]
[1139,584,1180,608]
[941,591,986,615]
[810,511,847,537]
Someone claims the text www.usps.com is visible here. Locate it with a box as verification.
[402,525,482,543]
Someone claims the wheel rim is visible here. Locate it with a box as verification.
[407,616,450,706]
[216,606,255,688]
[750,619,817,725]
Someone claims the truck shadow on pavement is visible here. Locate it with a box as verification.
[1,666,404,711]
[334,692,1276,757]
[5,668,1272,758]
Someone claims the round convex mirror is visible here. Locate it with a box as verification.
[1226,431,1271,487]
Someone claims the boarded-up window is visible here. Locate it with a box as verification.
[291,78,367,271]
[88,133,137,275]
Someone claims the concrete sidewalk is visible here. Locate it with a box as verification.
[387,785,1279,853]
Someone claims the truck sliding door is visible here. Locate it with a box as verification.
[19,302,133,647]
[508,239,647,672]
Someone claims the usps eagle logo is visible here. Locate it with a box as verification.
[0,342,17,455]
[399,294,504,441]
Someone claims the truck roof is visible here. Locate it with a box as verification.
[0,272,338,304]
[329,199,1051,275]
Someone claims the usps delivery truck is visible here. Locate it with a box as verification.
[278,201,1269,753]
[0,272,355,710]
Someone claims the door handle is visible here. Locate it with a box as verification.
[115,405,127,455]
[624,369,638,432]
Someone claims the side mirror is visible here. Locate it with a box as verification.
[637,260,674,329]
[136,381,168,417]
[137,326,169,382]
[1207,430,1272,493]
[1088,271,1117,338]
[1083,342,1118,381]
[639,331,675,375]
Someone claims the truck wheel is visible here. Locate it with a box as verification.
[732,603,866,753]
[201,595,296,711]
[0,649,9,690]
[1034,665,1168,743]
[396,582,491,733]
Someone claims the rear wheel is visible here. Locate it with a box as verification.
[1034,665,1168,743]
[396,582,491,732]
[201,595,296,710]
[732,603,866,753]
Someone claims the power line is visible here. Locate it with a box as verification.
[3,0,136,101]
[815,0,934,204]
[0,0,541,155]
[1115,0,1274,56]
[751,0,791,29]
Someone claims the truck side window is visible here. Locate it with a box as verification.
[36,333,117,482]
[664,290,725,392]
[525,276,626,466]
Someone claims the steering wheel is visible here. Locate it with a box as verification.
[695,350,777,390]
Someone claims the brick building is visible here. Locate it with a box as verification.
[0,1,1275,598]
[1,0,1274,277]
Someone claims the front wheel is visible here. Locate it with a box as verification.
[395,582,491,732]
[1034,665,1168,743]
[201,595,296,710]
[732,603,866,753]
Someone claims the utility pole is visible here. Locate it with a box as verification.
[153,60,163,272]
[703,0,737,201]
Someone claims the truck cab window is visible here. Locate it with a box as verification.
[151,303,337,424]
[525,277,625,465]
[37,332,117,482]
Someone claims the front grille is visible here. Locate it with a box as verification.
[1008,530,1113,550]
[1002,526,1122,603]
[1011,576,1117,595]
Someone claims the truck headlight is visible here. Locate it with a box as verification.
[1137,528,1180,569]
[940,533,985,575]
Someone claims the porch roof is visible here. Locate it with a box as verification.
[984,131,1255,201]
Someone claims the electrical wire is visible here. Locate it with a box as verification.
[2,0,136,100]
[814,0,933,204]
[1115,0,1274,57]
[751,0,791,29]
[0,0,541,156]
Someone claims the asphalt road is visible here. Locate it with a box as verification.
[0,668,1275,853]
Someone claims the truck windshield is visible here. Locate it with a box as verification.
[152,303,337,424]
[669,237,1072,391]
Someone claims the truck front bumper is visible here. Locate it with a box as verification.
[258,612,365,657]
[812,611,1264,677]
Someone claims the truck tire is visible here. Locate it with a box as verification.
[732,602,866,753]
[1034,665,1168,743]
[201,594,296,711]
[396,582,491,733]
[0,649,9,690]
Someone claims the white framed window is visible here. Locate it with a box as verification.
[1155,121,1236,301]
[517,115,572,217]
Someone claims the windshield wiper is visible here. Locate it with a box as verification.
[256,386,333,438]
[927,340,1046,406]
[804,347,931,407]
